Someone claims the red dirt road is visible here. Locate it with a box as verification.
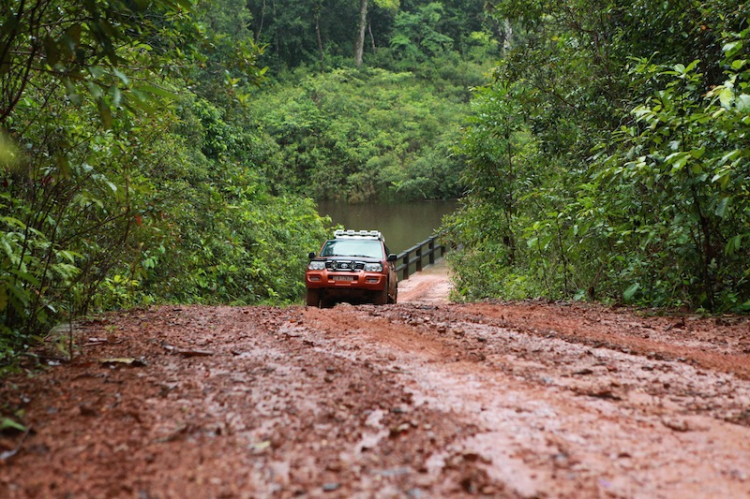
[1,265,750,498]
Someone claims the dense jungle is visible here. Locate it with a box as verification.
[1,0,750,368]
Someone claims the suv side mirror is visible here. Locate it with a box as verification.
[308,252,316,260]
[387,254,397,262]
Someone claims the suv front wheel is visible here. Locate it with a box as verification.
[306,288,321,307]
[373,283,388,305]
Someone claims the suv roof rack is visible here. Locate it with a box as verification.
[334,229,384,241]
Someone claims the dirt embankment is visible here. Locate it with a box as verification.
[1,265,750,498]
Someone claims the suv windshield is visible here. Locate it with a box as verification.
[321,239,383,259]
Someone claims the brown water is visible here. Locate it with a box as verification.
[316,199,459,255]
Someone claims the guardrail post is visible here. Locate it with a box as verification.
[396,232,449,281]
[402,251,410,280]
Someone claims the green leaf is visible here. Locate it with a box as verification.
[97,99,113,130]
[718,88,734,109]
[113,69,130,86]
[64,24,82,45]
[9,269,41,287]
[88,66,105,79]
[110,85,122,107]
[665,152,689,172]
[723,41,743,58]
[139,83,177,100]
[1,418,26,432]
[719,150,742,166]
[715,197,729,218]
[43,35,60,66]
[689,148,705,159]
[731,59,747,71]
[623,283,640,301]
[736,94,750,112]
[725,235,742,256]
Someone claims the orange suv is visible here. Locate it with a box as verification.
[305,230,398,307]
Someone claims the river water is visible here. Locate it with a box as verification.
[316,199,459,255]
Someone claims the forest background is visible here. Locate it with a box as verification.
[1,0,749,365]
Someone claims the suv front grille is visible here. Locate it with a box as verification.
[326,260,365,272]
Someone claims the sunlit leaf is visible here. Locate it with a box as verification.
[623,283,640,301]
[0,418,26,432]
[723,41,743,58]
[736,94,750,112]
[715,197,729,218]
[718,88,733,109]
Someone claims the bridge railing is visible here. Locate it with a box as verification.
[395,233,446,281]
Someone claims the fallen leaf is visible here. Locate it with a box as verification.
[177,349,215,357]
[1,418,26,433]
[573,368,594,375]
[98,358,147,367]
[251,440,271,453]
[161,343,214,357]
[662,418,688,431]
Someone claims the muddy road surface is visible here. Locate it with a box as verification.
[1,268,750,498]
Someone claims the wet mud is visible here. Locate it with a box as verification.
[1,270,749,497]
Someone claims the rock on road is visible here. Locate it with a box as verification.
[1,262,750,498]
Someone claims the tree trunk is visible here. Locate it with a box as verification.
[500,19,513,56]
[255,0,266,44]
[354,0,368,67]
[315,12,325,72]
[368,23,376,54]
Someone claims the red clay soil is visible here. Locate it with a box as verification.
[1,269,750,498]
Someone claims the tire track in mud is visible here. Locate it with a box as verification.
[464,302,750,380]
[396,260,452,305]
[305,304,750,498]
[2,292,750,497]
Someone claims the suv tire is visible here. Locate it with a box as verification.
[306,288,321,307]
[373,284,388,305]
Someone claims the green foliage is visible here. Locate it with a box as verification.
[447,0,750,311]
[588,41,750,310]
[0,0,332,366]
[390,3,454,63]
[248,67,468,202]
[246,0,492,72]
[0,0,197,127]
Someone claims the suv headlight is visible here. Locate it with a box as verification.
[308,261,326,270]
[364,262,383,272]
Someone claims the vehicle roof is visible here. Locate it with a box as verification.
[333,229,384,242]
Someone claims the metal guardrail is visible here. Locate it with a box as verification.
[395,234,446,281]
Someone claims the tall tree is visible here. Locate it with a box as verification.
[354,0,369,67]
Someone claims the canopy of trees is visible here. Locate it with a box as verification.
[445,0,750,312]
